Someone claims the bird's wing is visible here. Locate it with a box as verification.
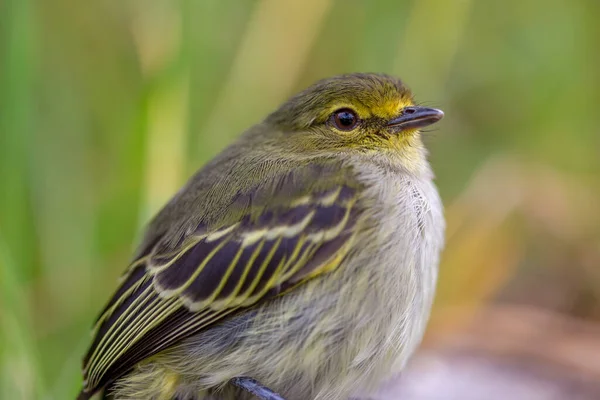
[80,164,363,396]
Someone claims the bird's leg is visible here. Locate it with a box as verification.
[230,376,286,400]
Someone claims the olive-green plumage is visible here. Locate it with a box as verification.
[78,73,445,400]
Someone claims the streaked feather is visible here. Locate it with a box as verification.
[80,162,363,397]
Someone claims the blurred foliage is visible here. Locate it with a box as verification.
[0,0,599,399]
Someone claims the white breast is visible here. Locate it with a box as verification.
[348,158,445,386]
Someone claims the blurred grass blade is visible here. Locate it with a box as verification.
[394,0,473,95]
[141,74,190,218]
[0,0,36,279]
[198,0,334,161]
[0,238,45,399]
[0,1,40,396]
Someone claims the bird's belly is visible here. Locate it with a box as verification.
[337,172,444,391]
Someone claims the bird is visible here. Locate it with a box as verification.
[77,73,445,400]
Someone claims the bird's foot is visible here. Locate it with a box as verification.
[230,376,286,400]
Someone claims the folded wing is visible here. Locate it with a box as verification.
[80,179,362,396]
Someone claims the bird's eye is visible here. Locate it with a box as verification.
[331,108,359,131]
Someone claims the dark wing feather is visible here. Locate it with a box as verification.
[80,177,362,397]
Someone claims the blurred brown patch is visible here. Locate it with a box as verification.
[377,306,600,400]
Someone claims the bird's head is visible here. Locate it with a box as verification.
[264,73,444,158]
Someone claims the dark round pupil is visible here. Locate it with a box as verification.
[337,112,355,126]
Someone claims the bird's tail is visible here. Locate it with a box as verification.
[76,390,91,400]
[76,386,113,400]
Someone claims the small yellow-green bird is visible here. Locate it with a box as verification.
[78,73,445,400]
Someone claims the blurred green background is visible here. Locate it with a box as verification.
[1,0,599,399]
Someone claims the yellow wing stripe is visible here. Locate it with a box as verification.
[92,295,173,380]
[93,270,150,333]
[226,237,283,308]
[182,241,246,312]
[85,283,155,377]
[210,237,269,310]
[154,236,230,297]
[98,298,182,376]
[146,238,203,274]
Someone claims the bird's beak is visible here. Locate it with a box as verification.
[386,107,444,132]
